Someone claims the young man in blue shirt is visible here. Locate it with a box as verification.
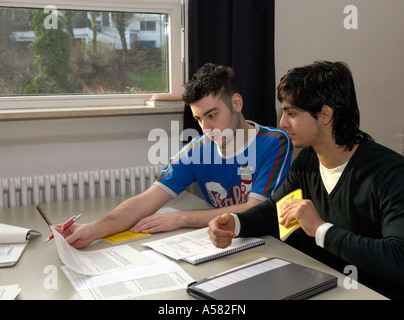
[56,63,292,249]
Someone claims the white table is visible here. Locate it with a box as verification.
[0,191,387,300]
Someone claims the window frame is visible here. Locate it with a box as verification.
[0,0,185,112]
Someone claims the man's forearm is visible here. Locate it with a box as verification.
[237,198,278,237]
[181,198,262,228]
[91,185,173,239]
[89,197,149,240]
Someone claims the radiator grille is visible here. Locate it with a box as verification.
[0,165,165,209]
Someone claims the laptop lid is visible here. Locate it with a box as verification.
[187,257,337,300]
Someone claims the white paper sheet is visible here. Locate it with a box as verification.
[79,268,194,300]
[0,285,21,300]
[62,250,187,291]
[51,226,151,276]
[143,227,214,260]
[0,243,27,266]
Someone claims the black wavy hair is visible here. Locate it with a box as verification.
[277,60,372,150]
[182,63,239,109]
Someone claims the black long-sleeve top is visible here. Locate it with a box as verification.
[236,140,404,299]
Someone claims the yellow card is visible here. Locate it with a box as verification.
[276,189,303,241]
[103,230,151,245]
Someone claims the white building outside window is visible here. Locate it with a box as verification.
[0,0,184,112]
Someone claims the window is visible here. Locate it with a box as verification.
[140,20,156,31]
[0,0,184,111]
[1,8,168,95]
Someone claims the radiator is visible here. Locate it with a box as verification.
[0,165,165,209]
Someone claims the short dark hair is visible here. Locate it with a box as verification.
[277,60,372,150]
[182,63,239,108]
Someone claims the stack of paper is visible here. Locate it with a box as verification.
[51,227,194,300]
[70,251,194,300]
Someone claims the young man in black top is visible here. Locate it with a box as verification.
[208,61,404,299]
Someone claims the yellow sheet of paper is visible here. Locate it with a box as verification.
[103,230,151,245]
[276,189,303,241]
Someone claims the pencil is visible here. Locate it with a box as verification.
[36,205,52,227]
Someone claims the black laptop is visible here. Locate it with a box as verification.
[187,257,337,300]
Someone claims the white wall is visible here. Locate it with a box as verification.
[275,0,404,155]
[0,113,183,178]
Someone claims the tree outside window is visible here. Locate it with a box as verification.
[0,7,169,96]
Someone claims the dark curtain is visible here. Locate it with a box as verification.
[184,0,276,136]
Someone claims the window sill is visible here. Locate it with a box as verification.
[0,104,184,121]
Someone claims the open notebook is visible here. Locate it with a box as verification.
[0,223,41,267]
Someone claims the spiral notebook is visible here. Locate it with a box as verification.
[143,227,264,265]
[183,236,265,265]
